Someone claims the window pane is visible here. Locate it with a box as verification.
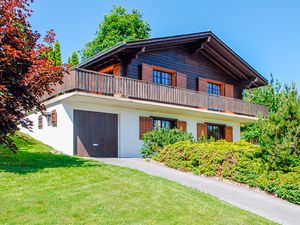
[152,118,175,130]
[207,82,221,96]
[207,124,224,140]
[152,70,172,86]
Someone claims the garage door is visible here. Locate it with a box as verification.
[74,110,118,157]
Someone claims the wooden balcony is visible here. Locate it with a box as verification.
[42,68,268,117]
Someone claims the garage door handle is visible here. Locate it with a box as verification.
[93,143,99,147]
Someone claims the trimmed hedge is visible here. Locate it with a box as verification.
[154,140,300,204]
[141,127,194,158]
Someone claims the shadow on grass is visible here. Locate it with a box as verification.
[0,134,99,174]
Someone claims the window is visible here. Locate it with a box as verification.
[207,82,221,96]
[152,118,175,130]
[153,70,172,85]
[46,112,52,126]
[207,123,225,140]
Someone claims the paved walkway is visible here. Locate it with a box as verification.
[93,158,300,225]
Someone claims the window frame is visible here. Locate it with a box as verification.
[206,80,225,96]
[152,66,176,86]
[152,117,176,130]
[207,123,225,140]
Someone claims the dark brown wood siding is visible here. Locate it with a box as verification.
[74,110,118,157]
[126,47,241,98]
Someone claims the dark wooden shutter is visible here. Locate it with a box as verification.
[113,64,121,76]
[176,120,187,132]
[225,126,233,142]
[198,78,207,93]
[225,84,234,98]
[176,72,187,89]
[197,123,207,139]
[51,110,57,127]
[141,63,153,83]
[139,116,153,139]
[38,115,43,129]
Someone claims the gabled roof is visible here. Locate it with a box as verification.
[76,31,268,86]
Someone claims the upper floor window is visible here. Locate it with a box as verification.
[152,118,175,130]
[207,82,221,96]
[207,123,225,140]
[153,70,172,86]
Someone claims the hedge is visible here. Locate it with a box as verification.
[153,140,300,204]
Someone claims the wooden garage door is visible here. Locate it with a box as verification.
[74,110,118,157]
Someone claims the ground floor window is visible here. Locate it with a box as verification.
[152,117,175,130]
[207,123,225,140]
[46,112,52,126]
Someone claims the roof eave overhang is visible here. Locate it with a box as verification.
[76,31,268,86]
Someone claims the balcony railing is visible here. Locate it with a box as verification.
[42,68,268,117]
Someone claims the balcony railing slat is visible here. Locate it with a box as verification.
[41,69,268,117]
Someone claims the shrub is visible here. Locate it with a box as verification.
[243,79,300,171]
[155,140,300,204]
[141,128,194,158]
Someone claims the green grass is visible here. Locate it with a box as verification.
[0,134,276,225]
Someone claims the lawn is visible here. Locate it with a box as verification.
[0,134,276,225]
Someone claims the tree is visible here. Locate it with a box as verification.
[46,40,61,66]
[71,52,79,66]
[243,75,283,114]
[81,5,151,61]
[243,78,300,170]
[259,83,300,170]
[0,0,67,150]
[242,76,282,143]
[53,40,62,66]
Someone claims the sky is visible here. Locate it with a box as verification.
[29,0,300,89]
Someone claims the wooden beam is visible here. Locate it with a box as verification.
[202,42,248,79]
[209,38,262,80]
[199,49,239,80]
[135,46,146,58]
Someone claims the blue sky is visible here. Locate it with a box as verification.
[29,0,300,88]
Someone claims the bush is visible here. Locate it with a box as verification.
[154,140,300,204]
[243,79,300,171]
[141,128,194,158]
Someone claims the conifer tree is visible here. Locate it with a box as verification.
[71,52,79,66]
[53,40,62,66]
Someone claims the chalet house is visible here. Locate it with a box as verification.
[23,32,268,157]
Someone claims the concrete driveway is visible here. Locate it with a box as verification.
[92,158,300,225]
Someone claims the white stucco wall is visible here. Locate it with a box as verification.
[23,95,241,157]
[21,102,74,155]
[65,99,241,158]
